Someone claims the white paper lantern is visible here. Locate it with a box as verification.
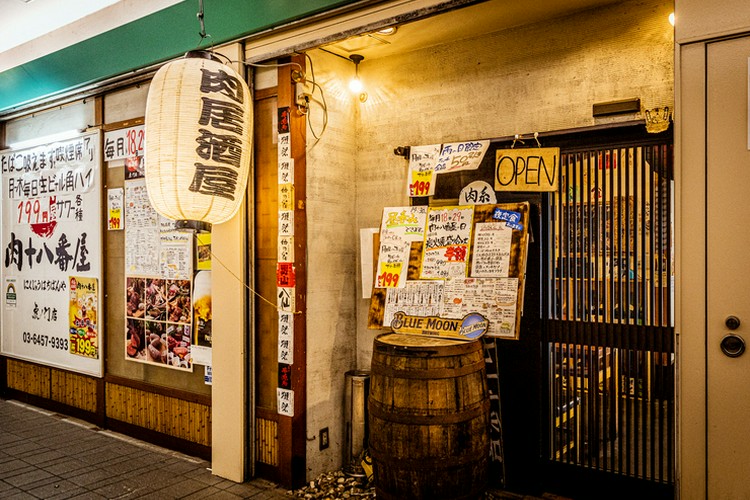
[145,50,252,231]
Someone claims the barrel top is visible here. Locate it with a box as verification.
[375,332,468,347]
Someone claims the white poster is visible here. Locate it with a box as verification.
[107,188,124,231]
[278,312,294,364]
[103,125,145,162]
[124,178,194,372]
[125,179,160,275]
[159,232,193,280]
[375,206,428,289]
[383,280,444,328]
[125,276,194,371]
[441,277,519,338]
[433,140,489,173]
[277,388,294,416]
[420,205,474,279]
[0,131,104,377]
[470,222,513,277]
[459,180,497,206]
[407,144,440,197]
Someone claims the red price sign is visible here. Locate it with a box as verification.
[377,271,400,288]
[444,245,467,262]
[109,209,122,230]
[17,197,54,225]
[70,333,97,358]
[377,262,403,288]
[409,180,431,196]
[409,170,433,197]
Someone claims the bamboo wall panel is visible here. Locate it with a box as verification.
[50,369,97,413]
[106,382,211,446]
[256,416,278,465]
[7,359,50,398]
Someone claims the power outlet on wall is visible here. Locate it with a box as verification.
[319,427,329,451]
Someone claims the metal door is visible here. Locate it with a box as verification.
[707,35,750,497]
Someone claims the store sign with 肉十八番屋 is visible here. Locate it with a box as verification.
[0,131,104,377]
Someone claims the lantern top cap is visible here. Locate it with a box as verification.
[184,50,223,63]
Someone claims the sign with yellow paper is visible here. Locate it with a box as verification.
[69,277,99,358]
[375,206,427,288]
[407,144,440,197]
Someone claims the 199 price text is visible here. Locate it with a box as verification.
[409,180,431,196]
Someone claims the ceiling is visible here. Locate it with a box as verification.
[2,0,627,63]
[320,0,625,60]
[0,0,181,72]
[0,0,120,53]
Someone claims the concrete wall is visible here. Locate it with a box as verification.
[350,0,675,365]
[304,51,359,478]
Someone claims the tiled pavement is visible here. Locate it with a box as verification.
[0,397,568,500]
[0,398,290,499]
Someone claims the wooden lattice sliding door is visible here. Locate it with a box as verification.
[545,138,674,495]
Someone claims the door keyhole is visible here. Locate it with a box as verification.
[726,315,741,330]
[720,334,746,358]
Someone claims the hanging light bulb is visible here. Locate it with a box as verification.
[348,54,367,102]
[349,74,364,93]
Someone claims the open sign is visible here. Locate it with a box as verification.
[494,147,559,192]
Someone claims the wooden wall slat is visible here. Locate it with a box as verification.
[7,359,50,398]
[50,369,97,413]
[105,382,212,446]
[257,416,278,466]
[6,352,211,453]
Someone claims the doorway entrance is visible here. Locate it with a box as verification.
[430,125,675,498]
[541,128,675,498]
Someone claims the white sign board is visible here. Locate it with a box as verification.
[0,131,104,377]
[103,125,144,162]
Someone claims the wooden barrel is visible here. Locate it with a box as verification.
[368,333,490,500]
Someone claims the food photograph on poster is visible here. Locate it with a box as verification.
[125,275,193,371]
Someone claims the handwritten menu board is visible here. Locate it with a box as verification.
[471,222,513,277]
[407,145,440,197]
[407,141,490,198]
[442,277,519,337]
[375,206,427,288]
[420,206,474,279]
[382,280,444,328]
[369,202,529,340]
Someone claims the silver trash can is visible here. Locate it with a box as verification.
[343,370,370,476]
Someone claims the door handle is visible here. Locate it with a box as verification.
[720,334,746,358]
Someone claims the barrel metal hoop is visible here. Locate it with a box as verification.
[370,359,485,379]
[374,337,481,357]
[368,398,490,425]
